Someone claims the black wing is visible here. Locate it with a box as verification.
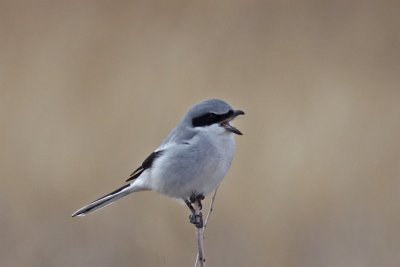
[126,150,164,182]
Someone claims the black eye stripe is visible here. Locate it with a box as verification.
[192,110,233,127]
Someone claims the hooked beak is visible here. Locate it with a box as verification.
[221,110,245,135]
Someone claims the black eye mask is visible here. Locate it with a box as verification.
[192,110,234,127]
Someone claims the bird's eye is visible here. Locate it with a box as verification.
[207,113,217,119]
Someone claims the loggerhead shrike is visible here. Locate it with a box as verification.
[72,99,244,227]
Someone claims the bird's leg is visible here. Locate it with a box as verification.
[189,193,197,203]
[186,194,205,228]
[185,199,195,214]
[190,193,204,209]
[186,199,202,227]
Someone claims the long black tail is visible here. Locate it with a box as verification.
[72,184,136,217]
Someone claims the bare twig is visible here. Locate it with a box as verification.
[204,188,218,230]
[194,188,219,267]
[193,201,205,267]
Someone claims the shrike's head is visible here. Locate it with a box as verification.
[184,99,245,135]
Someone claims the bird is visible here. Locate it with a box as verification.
[72,99,244,227]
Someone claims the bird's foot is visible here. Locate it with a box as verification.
[189,212,204,228]
[186,194,205,227]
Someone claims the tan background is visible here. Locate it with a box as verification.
[1,1,399,266]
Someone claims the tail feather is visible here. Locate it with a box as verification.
[72,184,136,217]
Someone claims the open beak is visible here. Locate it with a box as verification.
[221,110,245,135]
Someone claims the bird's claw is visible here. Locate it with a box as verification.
[189,213,204,228]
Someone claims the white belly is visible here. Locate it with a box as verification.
[145,131,236,199]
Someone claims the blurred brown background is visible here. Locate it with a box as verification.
[1,1,400,266]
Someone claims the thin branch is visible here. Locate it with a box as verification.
[204,187,218,230]
[194,188,219,267]
[193,201,205,267]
